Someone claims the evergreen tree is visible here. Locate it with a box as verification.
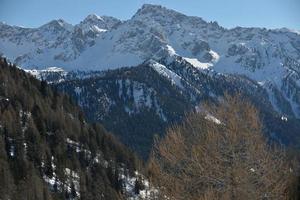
[0,57,140,199]
[0,135,15,199]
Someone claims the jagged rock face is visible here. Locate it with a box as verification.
[78,14,121,34]
[1,5,300,121]
[0,15,121,69]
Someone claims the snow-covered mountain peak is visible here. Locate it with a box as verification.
[40,19,74,32]
[85,14,104,21]
[273,27,300,36]
[134,4,183,22]
[135,4,185,18]
[77,14,121,34]
[133,4,207,26]
[135,4,166,14]
[1,4,300,117]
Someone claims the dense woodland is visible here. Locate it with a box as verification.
[54,59,300,160]
[0,57,142,200]
[56,65,192,158]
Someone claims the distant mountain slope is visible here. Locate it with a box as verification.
[0,58,156,200]
[55,63,193,157]
[52,58,300,158]
[1,4,300,118]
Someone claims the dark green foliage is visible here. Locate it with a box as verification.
[134,177,145,195]
[0,57,140,199]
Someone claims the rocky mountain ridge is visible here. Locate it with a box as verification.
[1,4,300,118]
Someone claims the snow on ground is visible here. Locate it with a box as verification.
[19,110,32,155]
[42,149,81,198]
[166,44,177,56]
[74,87,82,96]
[24,67,68,82]
[43,157,59,191]
[64,168,80,197]
[204,114,222,125]
[117,78,167,121]
[91,25,107,33]
[150,60,183,89]
[65,137,159,199]
[210,50,220,62]
[122,171,159,200]
[43,165,80,199]
[0,96,9,102]
[196,106,222,125]
[183,57,213,69]
[25,67,66,74]
[9,141,15,157]
[281,116,288,121]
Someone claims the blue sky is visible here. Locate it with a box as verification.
[0,0,299,30]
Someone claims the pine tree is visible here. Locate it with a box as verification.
[70,181,77,199]
[134,177,144,195]
[0,57,140,199]
[0,135,15,199]
[40,80,48,97]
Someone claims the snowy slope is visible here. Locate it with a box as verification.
[1,4,300,117]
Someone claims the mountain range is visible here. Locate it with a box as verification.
[1,4,300,157]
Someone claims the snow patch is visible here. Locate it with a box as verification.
[281,116,288,121]
[183,57,213,69]
[150,61,183,89]
[92,25,107,33]
[210,50,220,63]
[166,44,177,56]
[122,171,159,200]
[74,87,82,95]
[205,114,222,124]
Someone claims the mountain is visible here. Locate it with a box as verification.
[1,4,300,157]
[51,58,300,158]
[0,58,157,200]
[54,62,193,157]
[1,4,300,118]
[0,14,121,70]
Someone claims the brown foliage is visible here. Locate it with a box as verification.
[148,95,297,200]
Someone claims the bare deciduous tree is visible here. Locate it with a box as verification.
[148,95,297,200]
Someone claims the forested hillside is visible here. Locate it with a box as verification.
[55,64,193,158]
[1,57,299,199]
[53,59,300,159]
[0,57,145,200]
